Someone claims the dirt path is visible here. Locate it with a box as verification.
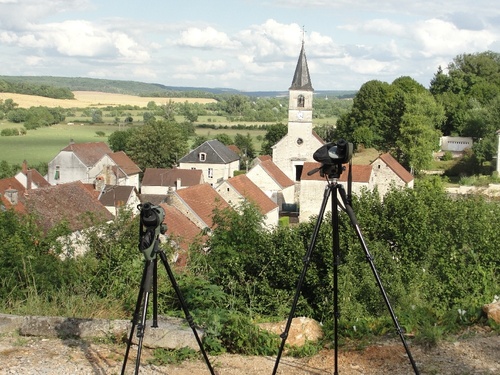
[0,328,498,374]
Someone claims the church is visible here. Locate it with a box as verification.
[247,41,414,224]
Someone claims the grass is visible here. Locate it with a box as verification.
[0,122,130,165]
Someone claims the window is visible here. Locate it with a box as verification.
[54,166,60,180]
[199,152,207,162]
[297,95,305,108]
[208,168,213,179]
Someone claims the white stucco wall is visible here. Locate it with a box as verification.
[47,151,89,185]
[179,160,239,185]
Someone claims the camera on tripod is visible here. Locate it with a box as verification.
[310,139,354,178]
[138,202,167,260]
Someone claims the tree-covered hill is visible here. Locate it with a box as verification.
[0,75,356,99]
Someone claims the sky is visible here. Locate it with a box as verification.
[1,0,500,92]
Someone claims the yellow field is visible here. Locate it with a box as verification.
[0,91,216,109]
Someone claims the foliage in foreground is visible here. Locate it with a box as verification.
[0,177,499,354]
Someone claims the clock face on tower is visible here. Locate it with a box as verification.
[297,111,304,120]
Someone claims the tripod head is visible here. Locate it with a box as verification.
[308,139,353,179]
[138,202,167,261]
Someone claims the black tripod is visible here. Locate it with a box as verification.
[121,203,215,375]
[272,142,419,375]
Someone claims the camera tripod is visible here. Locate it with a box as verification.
[272,164,419,375]
[121,203,215,375]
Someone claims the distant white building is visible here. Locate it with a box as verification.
[439,136,473,156]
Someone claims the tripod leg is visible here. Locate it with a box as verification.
[272,183,334,375]
[121,259,150,375]
[157,249,216,375]
[338,186,420,375]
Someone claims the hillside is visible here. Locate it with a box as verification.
[0,91,216,109]
[0,75,357,98]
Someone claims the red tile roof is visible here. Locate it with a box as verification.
[301,162,372,183]
[175,184,231,228]
[0,177,26,212]
[259,159,295,188]
[61,142,112,166]
[142,167,203,187]
[161,204,202,252]
[225,175,278,214]
[108,151,142,175]
[25,181,113,233]
[376,153,414,183]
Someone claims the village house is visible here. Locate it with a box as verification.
[215,174,279,228]
[166,183,232,231]
[0,177,26,213]
[96,184,141,216]
[46,141,141,188]
[370,153,414,198]
[246,158,295,212]
[92,151,142,191]
[23,181,114,257]
[141,167,204,195]
[178,139,239,185]
[14,160,50,190]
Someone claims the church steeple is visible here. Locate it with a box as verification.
[289,41,313,91]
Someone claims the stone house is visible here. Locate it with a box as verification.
[178,139,239,185]
[215,174,279,229]
[370,153,414,198]
[92,151,142,191]
[246,158,295,212]
[96,184,141,216]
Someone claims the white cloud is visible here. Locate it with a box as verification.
[413,19,496,58]
[176,26,240,49]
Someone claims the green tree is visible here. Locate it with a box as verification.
[234,133,256,160]
[261,123,287,156]
[215,133,233,145]
[395,92,444,172]
[108,129,135,152]
[126,119,188,169]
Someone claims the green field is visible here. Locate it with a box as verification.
[0,122,268,166]
[0,123,125,165]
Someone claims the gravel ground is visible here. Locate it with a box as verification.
[0,327,498,374]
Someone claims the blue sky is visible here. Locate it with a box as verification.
[1,0,499,91]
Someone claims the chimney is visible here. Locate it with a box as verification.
[176,178,182,190]
[5,188,18,205]
[27,169,33,190]
[22,160,28,174]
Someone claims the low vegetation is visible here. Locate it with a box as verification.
[1,179,498,355]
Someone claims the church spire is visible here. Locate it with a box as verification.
[289,40,313,91]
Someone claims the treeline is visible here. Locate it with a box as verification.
[1,179,498,353]
[0,79,73,99]
[335,51,500,173]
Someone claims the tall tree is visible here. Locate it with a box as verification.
[261,123,287,156]
[126,119,188,169]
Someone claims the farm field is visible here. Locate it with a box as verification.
[0,123,126,165]
[0,91,216,109]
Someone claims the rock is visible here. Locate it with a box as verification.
[483,301,500,324]
[259,317,323,347]
[1,313,203,351]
